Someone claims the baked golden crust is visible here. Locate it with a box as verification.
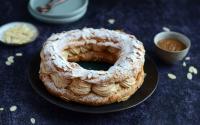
[39,28,145,106]
[40,69,144,106]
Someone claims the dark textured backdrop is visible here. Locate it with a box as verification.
[0,0,200,125]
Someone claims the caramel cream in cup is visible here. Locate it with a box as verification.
[157,38,186,52]
[154,31,191,64]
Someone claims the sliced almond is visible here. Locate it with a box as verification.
[0,108,4,111]
[16,53,23,56]
[30,117,36,124]
[108,18,115,24]
[182,61,186,67]
[10,105,17,112]
[7,56,14,63]
[185,57,190,60]
[187,73,192,80]
[162,27,170,32]
[5,61,12,66]
[189,66,198,75]
[168,73,176,79]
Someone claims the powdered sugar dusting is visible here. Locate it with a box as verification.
[40,28,145,84]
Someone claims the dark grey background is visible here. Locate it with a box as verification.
[0,0,200,125]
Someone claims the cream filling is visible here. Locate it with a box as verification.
[69,79,91,95]
[92,83,119,97]
[119,77,136,88]
[50,74,70,88]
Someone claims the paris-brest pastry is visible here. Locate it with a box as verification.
[39,28,145,106]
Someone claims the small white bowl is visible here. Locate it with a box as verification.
[0,22,39,46]
[154,31,191,64]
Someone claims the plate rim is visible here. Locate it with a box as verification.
[27,54,159,114]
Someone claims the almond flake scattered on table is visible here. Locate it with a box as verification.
[30,117,36,124]
[5,53,23,66]
[185,56,190,60]
[187,72,193,80]
[0,107,4,111]
[5,55,15,66]
[9,105,17,112]
[189,66,198,75]
[5,61,12,66]
[16,52,23,56]
[108,18,115,24]
[168,73,176,79]
[162,26,170,32]
[7,56,14,63]
[193,67,198,74]
[189,66,194,73]
[182,61,186,67]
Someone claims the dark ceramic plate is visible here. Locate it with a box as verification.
[28,54,158,113]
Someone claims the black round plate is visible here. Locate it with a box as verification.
[28,54,159,113]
